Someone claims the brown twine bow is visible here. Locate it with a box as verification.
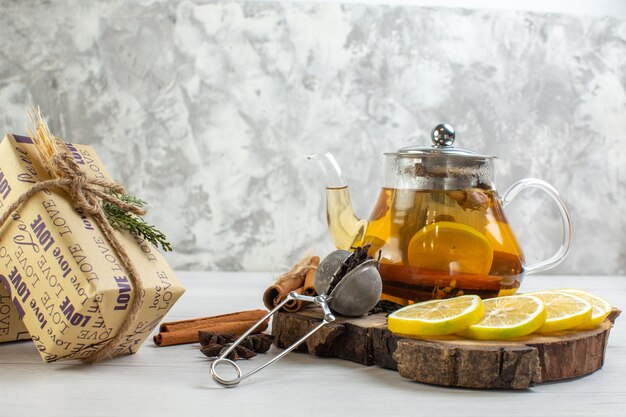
[0,139,146,362]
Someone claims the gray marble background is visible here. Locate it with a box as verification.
[0,1,624,275]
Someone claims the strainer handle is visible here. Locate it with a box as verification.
[501,178,573,275]
[210,292,335,388]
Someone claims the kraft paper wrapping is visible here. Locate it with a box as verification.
[0,134,185,362]
[0,282,30,342]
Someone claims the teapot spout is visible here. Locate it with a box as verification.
[308,153,367,250]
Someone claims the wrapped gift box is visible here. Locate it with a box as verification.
[0,133,184,362]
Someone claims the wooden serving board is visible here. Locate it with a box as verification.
[271,308,621,390]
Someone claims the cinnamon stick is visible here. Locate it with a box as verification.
[282,267,318,313]
[154,318,269,347]
[262,255,320,310]
[303,267,317,297]
[263,278,304,310]
[159,309,267,333]
[263,256,320,310]
[282,286,306,313]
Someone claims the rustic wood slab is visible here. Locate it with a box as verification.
[272,307,621,390]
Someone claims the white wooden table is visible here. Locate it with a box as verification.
[0,272,624,417]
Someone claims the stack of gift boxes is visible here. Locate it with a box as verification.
[0,133,184,362]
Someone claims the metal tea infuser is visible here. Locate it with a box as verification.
[210,250,382,388]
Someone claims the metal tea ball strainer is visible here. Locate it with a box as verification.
[210,250,382,388]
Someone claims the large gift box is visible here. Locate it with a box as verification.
[0,132,184,362]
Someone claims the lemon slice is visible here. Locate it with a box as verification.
[388,295,484,336]
[459,295,546,340]
[554,289,612,330]
[529,291,592,333]
[407,221,493,274]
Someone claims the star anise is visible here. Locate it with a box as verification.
[199,331,274,361]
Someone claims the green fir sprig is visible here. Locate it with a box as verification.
[102,191,172,252]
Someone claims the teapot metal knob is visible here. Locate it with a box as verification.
[431,123,455,147]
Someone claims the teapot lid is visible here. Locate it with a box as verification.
[393,123,493,159]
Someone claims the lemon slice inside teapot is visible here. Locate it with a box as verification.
[407,221,493,275]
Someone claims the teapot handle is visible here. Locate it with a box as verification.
[501,178,573,275]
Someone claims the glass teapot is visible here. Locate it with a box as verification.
[310,123,572,303]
